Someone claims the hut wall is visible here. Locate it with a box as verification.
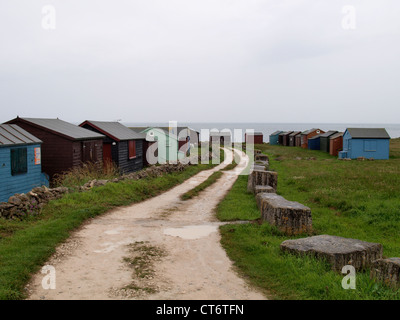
[0,144,49,202]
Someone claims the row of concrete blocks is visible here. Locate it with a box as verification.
[248,154,312,236]
[248,153,400,287]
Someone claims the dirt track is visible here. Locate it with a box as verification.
[26,149,266,300]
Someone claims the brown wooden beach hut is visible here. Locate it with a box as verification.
[80,120,146,174]
[245,132,263,144]
[329,132,343,156]
[279,131,293,146]
[301,128,324,149]
[289,131,301,147]
[6,117,104,180]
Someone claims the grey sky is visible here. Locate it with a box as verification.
[1,0,399,124]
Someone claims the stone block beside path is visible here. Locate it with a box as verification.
[256,193,312,235]
[280,235,383,271]
[370,258,400,288]
[254,185,275,194]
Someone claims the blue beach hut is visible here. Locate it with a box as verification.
[338,128,390,160]
[0,124,49,202]
[269,131,282,145]
[308,135,321,150]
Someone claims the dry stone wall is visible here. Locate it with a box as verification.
[0,163,189,220]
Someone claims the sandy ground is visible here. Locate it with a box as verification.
[26,148,266,300]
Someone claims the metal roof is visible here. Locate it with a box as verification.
[81,121,145,141]
[346,128,390,139]
[18,118,105,140]
[279,131,293,136]
[270,131,283,136]
[308,134,322,140]
[319,130,338,138]
[301,128,320,135]
[289,131,301,137]
[0,124,42,147]
[329,132,343,140]
[210,131,231,137]
[130,126,197,138]
[246,132,263,135]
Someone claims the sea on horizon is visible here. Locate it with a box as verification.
[124,122,400,142]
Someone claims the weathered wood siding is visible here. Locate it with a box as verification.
[0,144,49,202]
[6,120,73,179]
[118,140,144,174]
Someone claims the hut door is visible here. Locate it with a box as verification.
[83,141,96,163]
[103,144,112,166]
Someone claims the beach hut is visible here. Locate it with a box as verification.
[80,121,146,174]
[295,134,302,147]
[301,128,324,149]
[319,131,338,153]
[289,131,301,147]
[279,131,293,146]
[245,132,263,144]
[308,135,321,150]
[339,128,390,160]
[269,131,282,145]
[210,131,232,145]
[6,117,104,180]
[329,132,343,156]
[130,126,199,164]
[0,124,49,202]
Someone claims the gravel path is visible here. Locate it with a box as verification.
[26,148,266,300]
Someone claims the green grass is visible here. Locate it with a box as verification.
[216,175,260,221]
[0,162,216,300]
[217,139,400,300]
[181,171,224,200]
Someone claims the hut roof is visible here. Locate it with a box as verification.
[301,128,320,135]
[270,131,283,136]
[319,130,338,138]
[9,118,105,141]
[80,121,145,141]
[346,128,390,139]
[308,134,322,140]
[0,124,42,147]
[329,132,343,140]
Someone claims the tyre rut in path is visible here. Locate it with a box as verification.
[26,149,267,300]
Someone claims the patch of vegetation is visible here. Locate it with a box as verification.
[0,161,217,300]
[217,139,400,300]
[181,171,224,200]
[52,161,120,189]
[124,242,165,279]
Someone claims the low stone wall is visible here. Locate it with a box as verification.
[0,163,189,220]
[256,193,312,235]
[0,186,69,220]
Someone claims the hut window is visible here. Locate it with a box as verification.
[129,140,136,159]
[11,148,28,176]
[364,140,377,152]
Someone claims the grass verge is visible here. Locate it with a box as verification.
[0,162,216,300]
[181,171,224,200]
[217,139,400,300]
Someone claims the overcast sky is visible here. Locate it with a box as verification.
[0,0,399,124]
